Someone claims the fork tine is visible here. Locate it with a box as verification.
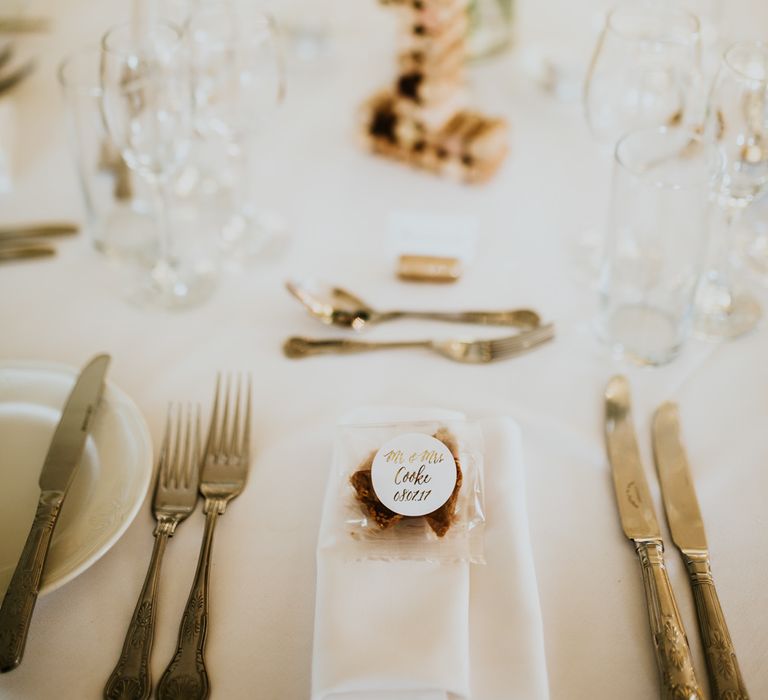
[229,374,242,457]
[491,326,554,358]
[188,404,201,489]
[491,324,554,351]
[218,374,232,457]
[206,373,222,458]
[180,403,192,489]
[243,374,252,458]
[159,404,173,489]
[171,404,181,487]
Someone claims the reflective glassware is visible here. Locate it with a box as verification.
[584,3,702,147]
[187,1,286,262]
[101,20,217,309]
[58,46,153,260]
[597,126,721,365]
[695,41,768,339]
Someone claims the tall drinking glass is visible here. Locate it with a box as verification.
[580,3,702,274]
[101,21,215,309]
[695,41,768,338]
[58,46,153,260]
[187,1,286,261]
[597,126,721,365]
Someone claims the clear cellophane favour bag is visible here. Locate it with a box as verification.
[318,417,485,563]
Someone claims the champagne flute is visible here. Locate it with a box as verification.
[101,21,215,309]
[187,1,286,262]
[694,41,768,338]
[580,2,703,273]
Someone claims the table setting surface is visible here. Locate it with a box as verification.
[1,0,767,698]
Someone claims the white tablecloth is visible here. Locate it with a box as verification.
[1,0,767,698]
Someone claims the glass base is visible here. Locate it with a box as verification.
[93,204,156,265]
[694,274,762,340]
[746,233,768,283]
[126,259,218,311]
[597,304,683,366]
[220,208,290,264]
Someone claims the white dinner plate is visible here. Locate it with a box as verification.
[0,360,153,597]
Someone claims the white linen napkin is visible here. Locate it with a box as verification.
[311,409,549,700]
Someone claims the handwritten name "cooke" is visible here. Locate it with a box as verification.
[393,464,433,502]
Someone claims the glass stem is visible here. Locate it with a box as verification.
[235,133,259,219]
[152,178,173,273]
[707,203,741,309]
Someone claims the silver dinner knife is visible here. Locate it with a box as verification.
[604,376,703,700]
[652,402,749,700]
[0,354,110,673]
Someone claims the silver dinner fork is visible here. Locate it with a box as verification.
[283,323,555,363]
[157,374,252,700]
[104,404,201,700]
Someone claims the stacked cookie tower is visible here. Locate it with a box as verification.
[362,0,508,183]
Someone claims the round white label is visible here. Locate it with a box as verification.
[371,433,457,517]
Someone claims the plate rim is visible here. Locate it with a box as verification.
[0,358,154,596]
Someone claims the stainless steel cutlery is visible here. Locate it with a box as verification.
[104,404,201,700]
[286,279,541,331]
[605,376,750,699]
[157,374,252,700]
[0,354,110,673]
[652,402,749,700]
[0,222,78,242]
[0,223,79,263]
[284,323,555,363]
[604,376,703,700]
[0,242,55,262]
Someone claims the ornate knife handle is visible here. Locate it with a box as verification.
[157,507,220,700]
[0,491,62,673]
[684,552,749,700]
[391,309,541,329]
[103,527,171,700]
[635,540,704,700]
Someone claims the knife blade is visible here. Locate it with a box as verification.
[652,402,750,699]
[0,354,110,673]
[604,376,703,700]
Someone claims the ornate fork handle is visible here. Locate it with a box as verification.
[103,523,173,700]
[0,491,62,673]
[284,337,427,357]
[635,540,704,700]
[684,551,749,700]
[157,504,222,700]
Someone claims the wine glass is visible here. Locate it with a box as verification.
[694,41,768,338]
[585,3,702,146]
[101,21,216,309]
[187,1,286,262]
[580,3,703,273]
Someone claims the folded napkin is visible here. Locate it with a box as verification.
[311,409,549,700]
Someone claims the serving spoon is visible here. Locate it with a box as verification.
[286,279,541,331]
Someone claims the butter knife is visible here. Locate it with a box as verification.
[604,376,703,700]
[652,402,749,700]
[0,354,110,673]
